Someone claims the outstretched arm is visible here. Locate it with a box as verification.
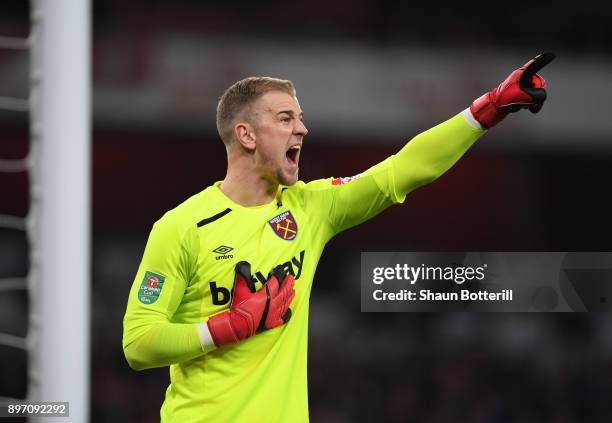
[389,110,485,196]
[314,111,484,235]
[307,53,554,236]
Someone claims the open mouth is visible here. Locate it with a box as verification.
[285,145,301,166]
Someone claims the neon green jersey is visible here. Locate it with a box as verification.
[122,112,485,422]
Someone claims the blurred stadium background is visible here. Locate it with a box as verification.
[2,0,612,421]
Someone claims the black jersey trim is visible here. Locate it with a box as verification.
[277,188,288,207]
[197,208,232,227]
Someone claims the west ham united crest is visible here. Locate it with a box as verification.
[268,210,298,241]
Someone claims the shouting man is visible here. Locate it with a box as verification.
[123,53,554,422]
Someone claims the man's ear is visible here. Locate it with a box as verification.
[234,122,256,151]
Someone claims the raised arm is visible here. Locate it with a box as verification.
[307,53,554,236]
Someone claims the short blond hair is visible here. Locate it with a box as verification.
[216,77,296,145]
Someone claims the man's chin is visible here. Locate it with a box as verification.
[279,171,299,186]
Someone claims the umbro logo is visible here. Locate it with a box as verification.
[213,245,233,255]
[213,245,234,261]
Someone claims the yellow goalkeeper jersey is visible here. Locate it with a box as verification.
[122,113,484,422]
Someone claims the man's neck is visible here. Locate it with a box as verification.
[220,169,278,207]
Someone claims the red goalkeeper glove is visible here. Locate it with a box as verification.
[207,261,295,347]
[470,52,555,129]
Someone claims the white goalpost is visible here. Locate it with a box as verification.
[31,1,91,421]
[0,1,91,422]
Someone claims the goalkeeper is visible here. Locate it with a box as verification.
[123,53,554,422]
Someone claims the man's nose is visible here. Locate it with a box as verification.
[295,120,308,136]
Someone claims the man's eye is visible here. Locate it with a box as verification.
[281,117,291,122]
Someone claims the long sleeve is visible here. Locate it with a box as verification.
[302,111,485,236]
[389,110,485,196]
[122,215,206,370]
[123,322,203,371]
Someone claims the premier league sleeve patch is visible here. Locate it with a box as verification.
[268,210,298,241]
[138,271,166,305]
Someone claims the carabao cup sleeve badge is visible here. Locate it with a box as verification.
[138,271,166,304]
[268,210,298,241]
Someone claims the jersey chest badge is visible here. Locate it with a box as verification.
[268,210,298,241]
